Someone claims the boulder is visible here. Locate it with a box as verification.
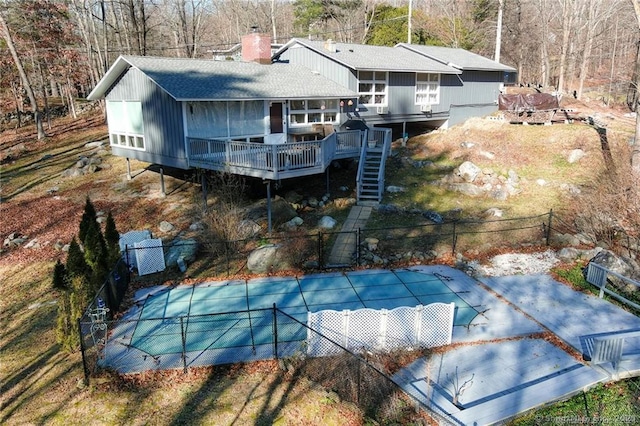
[567,149,585,164]
[164,238,198,268]
[159,221,175,233]
[318,216,337,229]
[247,244,285,273]
[588,250,640,281]
[457,161,482,183]
[237,219,262,238]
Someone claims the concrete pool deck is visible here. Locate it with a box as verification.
[392,268,640,425]
[103,266,640,425]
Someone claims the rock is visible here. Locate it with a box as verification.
[451,183,485,197]
[318,216,337,229]
[159,221,175,233]
[364,237,379,251]
[24,238,40,249]
[284,190,303,204]
[339,186,349,192]
[282,216,304,230]
[457,161,482,183]
[536,179,547,186]
[588,250,640,281]
[479,150,495,160]
[507,170,519,184]
[567,149,585,164]
[237,219,261,238]
[189,221,205,231]
[247,244,283,273]
[85,141,105,148]
[164,238,198,268]
[376,204,401,214]
[483,208,503,218]
[558,247,581,261]
[386,185,405,193]
[460,141,475,149]
[334,197,356,209]
[422,211,443,223]
[307,197,319,208]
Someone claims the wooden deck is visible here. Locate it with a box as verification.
[187,130,364,180]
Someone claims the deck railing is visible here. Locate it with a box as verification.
[188,133,342,180]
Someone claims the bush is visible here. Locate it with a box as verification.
[78,196,97,243]
[52,259,68,290]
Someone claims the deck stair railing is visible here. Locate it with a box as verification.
[356,127,392,204]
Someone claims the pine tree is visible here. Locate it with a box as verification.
[104,211,120,265]
[66,237,89,281]
[84,221,109,291]
[52,259,68,290]
[78,197,97,243]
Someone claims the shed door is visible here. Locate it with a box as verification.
[270,102,283,133]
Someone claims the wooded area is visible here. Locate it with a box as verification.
[1,0,639,140]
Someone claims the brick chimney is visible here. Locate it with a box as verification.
[242,27,271,65]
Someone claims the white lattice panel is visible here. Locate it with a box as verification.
[307,303,455,357]
[418,302,455,347]
[134,238,166,276]
[119,230,152,270]
[385,306,418,349]
[347,308,382,351]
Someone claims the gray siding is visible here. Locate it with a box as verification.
[278,47,356,90]
[106,67,187,169]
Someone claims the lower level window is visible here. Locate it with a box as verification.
[110,132,145,150]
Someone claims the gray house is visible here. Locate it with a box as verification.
[88,33,515,205]
[396,43,517,126]
[273,38,516,129]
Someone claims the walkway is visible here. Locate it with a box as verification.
[393,269,640,425]
[326,204,372,266]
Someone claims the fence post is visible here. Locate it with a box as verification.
[451,221,458,255]
[318,232,323,269]
[546,209,553,246]
[78,319,90,386]
[180,316,187,373]
[356,228,361,266]
[273,303,278,360]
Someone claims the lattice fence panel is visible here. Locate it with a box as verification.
[385,306,419,350]
[347,308,382,351]
[134,239,166,276]
[418,302,455,348]
[307,303,455,357]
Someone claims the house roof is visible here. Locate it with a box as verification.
[396,43,516,72]
[87,55,358,101]
[273,38,461,74]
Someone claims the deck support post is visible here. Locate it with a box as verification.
[266,180,272,233]
[325,167,330,194]
[126,158,131,180]
[201,171,208,212]
[159,167,166,197]
[402,122,407,147]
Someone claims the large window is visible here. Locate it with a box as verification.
[289,99,339,126]
[106,100,145,150]
[187,100,265,139]
[416,73,440,105]
[358,71,387,106]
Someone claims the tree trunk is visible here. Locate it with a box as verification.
[0,13,45,140]
[631,0,640,173]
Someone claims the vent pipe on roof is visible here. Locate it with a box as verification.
[324,39,336,53]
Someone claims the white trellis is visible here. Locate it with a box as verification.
[307,303,455,357]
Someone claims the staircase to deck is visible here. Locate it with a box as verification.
[356,127,392,205]
[357,147,385,204]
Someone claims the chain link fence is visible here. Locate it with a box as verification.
[80,304,456,424]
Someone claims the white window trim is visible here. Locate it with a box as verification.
[109,132,145,151]
[288,99,340,127]
[415,73,440,105]
[357,71,388,106]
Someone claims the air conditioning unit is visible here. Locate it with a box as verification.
[376,106,389,114]
[420,104,432,113]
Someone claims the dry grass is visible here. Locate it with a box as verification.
[0,112,364,425]
[1,97,637,425]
